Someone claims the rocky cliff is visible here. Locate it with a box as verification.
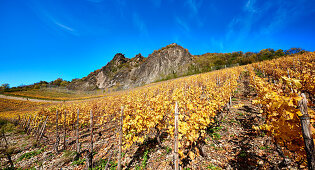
[67,43,193,91]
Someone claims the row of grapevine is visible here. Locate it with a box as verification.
[248,52,315,164]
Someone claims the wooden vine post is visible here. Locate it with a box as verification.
[63,111,67,150]
[86,110,94,169]
[1,130,14,168]
[229,81,232,109]
[118,106,124,170]
[54,111,60,153]
[37,116,48,142]
[28,114,37,135]
[299,93,315,170]
[17,115,20,127]
[25,115,31,133]
[174,102,179,170]
[76,109,80,153]
[35,117,43,136]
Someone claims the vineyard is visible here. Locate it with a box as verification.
[0,52,314,169]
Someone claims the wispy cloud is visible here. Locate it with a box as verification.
[132,12,148,36]
[46,16,78,36]
[185,0,203,15]
[175,17,190,32]
[244,0,257,13]
[220,0,315,51]
[27,1,79,36]
[54,22,76,33]
[210,38,224,52]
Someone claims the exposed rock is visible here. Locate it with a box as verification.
[67,43,193,91]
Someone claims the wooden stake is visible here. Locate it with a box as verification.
[25,115,31,133]
[86,110,94,169]
[17,115,20,127]
[229,82,232,108]
[54,111,60,153]
[37,116,48,142]
[63,111,67,151]
[299,93,315,170]
[28,114,37,135]
[174,102,179,170]
[35,117,43,136]
[104,150,114,170]
[118,106,124,170]
[76,109,80,153]
[1,130,14,168]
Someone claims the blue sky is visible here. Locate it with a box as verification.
[1,0,315,87]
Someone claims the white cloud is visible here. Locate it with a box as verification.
[54,22,75,32]
[27,1,79,36]
[132,13,148,36]
[175,17,190,32]
[185,0,203,15]
[245,0,257,13]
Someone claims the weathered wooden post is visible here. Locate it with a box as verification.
[76,109,80,153]
[35,117,43,136]
[25,115,31,133]
[37,116,48,142]
[174,102,179,170]
[229,81,232,108]
[22,116,26,129]
[1,130,14,168]
[63,111,67,151]
[87,110,94,169]
[28,114,37,135]
[118,106,124,170]
[104,150,114,170]
[299,93,315,170]
[54,111,60,153]
[17,115,20,127]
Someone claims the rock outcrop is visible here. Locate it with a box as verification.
[67,43,193,91]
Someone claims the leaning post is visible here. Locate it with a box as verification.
[299,93,315,170]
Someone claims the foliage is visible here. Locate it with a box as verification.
[72,158,86,166]
[17,148,44,161]
[249,52,315,164]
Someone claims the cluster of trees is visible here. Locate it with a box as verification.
[0,83,10,93]
[190,47,306,74]
[1,78,70,93]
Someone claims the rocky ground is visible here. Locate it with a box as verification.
[0,76,304,169]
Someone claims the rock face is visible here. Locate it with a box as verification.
[67,43,193,91]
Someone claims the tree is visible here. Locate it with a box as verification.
[60,81,69,87]
[285,48,305,55]
[51,78,63,86]
[1,83,9,89]
[275,49,285,57]
[0,83,10,92]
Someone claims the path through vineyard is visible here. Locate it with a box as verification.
[0,94,106,103]
[1,75,302,169]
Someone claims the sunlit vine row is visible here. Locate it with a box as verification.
[248,52,315,163]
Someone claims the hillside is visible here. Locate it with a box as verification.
[67,43,193,91]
